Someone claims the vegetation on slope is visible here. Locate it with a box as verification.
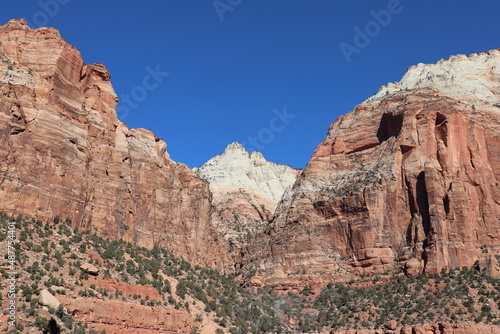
[1,212,500,333]
[256,265,500,332]
[0,213,286,334]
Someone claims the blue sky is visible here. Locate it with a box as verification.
[1,1,499,168]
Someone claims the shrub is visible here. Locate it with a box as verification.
[34,316,48,330]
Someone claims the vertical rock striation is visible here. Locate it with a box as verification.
[0,19,226,269]
[247,49,500,289]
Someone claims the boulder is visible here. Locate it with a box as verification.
[404,258,424,277]
[38,289,62,310]
[80,263,99,276]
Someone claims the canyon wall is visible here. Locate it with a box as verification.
[1,18,499,293]
[0,19,226,269]
[246,50,500,290]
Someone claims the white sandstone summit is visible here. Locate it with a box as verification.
[193,142,298,203]
[194,142,299,268]
[369,48,500,106]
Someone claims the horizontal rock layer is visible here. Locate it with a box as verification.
[60,296,193,334]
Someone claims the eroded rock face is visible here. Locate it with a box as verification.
[194,142,298,204]
[194,142,298,272]
[247,50,500,289]
[60,296,193,334]
[330,322,500,334]
[0,19,226,269]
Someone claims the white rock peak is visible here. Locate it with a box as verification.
[194,142,298,203]
[369,48,500,106]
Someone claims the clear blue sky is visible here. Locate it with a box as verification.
[1,1,499,168]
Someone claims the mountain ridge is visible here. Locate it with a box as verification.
[368,48,500,107]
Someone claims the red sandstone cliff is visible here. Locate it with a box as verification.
[59,296,193,334]
[246,50,500,289]
[0,19,226,269]
[1,17,500,334]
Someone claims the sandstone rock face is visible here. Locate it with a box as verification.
[478,254,500,278]
[247,49,500,289]
[330,322,500,334]
[0,19,226,269]
[195,142,298,204]
[194,142,298,271]
[369,49,500,107]
[60,296,192,334]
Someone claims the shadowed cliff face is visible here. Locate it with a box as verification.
[0,19,227,270]
[244,53,500,290]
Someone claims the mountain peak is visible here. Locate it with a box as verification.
[224,141,247,153]
[0,17,222,271]
[4,18,29,30]
[194,144,298,203]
